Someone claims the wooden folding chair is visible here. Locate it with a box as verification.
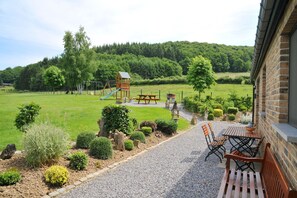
[230,137,265,172]
[201,124,226,163]
[208,122,228,143]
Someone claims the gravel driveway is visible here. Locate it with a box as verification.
[60,120,233,198]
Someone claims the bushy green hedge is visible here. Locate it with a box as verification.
[76,132,96,149]
[155,119,177,135]
[23,123,69,167]
[44,165,69,186]
[90,137,113,160]
[130,131,146,143]
[216,76,251,85]
[213,109,223,117]
[69,151,88,170]
[0,168,21,186]
[131,76,186,85]
[227,107,238,115]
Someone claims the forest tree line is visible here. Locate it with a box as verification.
[0,39,253,91]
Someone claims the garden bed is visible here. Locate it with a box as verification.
[0,132,172,197]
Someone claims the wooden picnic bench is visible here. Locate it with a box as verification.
[136,94,160,104]
[217,143,297,198]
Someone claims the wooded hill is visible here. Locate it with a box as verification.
[0,41,253,91]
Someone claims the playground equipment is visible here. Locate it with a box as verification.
[115,72,130,103]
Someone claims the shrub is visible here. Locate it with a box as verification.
[44,165,69,186]
[0,168,21,186]
[23,123,69,167]
[155,119,177,135]
[131,118,138,130]
[69,151,88,170]
[101,105,133,136]
[130,131,146,143]
[207,113,214,120]
[76,132,96,149]
[227,107,238,115]
[239,104,247,112]
[228,114,236,121]
[90,137,113,159]
[141,127,152,136]
[223,101,234,114]
[15,102,41,132]
[124,140,134,151]
[213,109,223,117]
[240,114,252,124]
[212,103,223,110]
[139,121,157,132]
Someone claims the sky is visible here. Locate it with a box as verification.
[0,0,261,70]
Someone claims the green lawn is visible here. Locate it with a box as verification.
[0,92,188,150]
[215,72,250,78]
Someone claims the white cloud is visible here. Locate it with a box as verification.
[0,0,261,69]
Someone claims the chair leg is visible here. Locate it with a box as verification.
[205,147,222,163]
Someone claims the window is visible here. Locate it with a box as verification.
[289,28,297,128]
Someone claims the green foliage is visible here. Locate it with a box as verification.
[139,121,157,132]
[187,55,216,99]
[76,132,96,149]
[90,137,113,160]
[43,65,65,91]
[0,168,21,186]
[130,131,146,143]
[239,104,247,112]
[213,109,223,117]
[207,113,214,120]
[227,107,238,115]
[223,101,234,114]
[124,140,134,151]
[141,127,152,136]
[69,151,88,170]
[228,114,236,121]
[44,165,69,186]
[15,102,41,132]
[155,119,178,135]
[102,105,132,136]
[23,123,69,167]
[212,103,223,110]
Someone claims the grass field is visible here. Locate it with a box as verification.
[215,72,250,78]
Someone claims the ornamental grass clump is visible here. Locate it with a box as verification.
[90,137,113,160]
[130,131,146,143]
[0,168,21,186]
[69,151,88,170]
[23,123,69,167]
[44,165,69,186]
[76,132,96,149]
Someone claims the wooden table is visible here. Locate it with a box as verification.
[136,94,159,104]
[223,126,261,154]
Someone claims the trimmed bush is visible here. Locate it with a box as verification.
[141,126,152,136]
[0,168,21,186]
[76,132,96,149]
[239,104,247,112]
[130,131,146,143]
[124,140,134,151]
[213,109,223,117]
[23,123,69,167]
[44,165,69,186]
[155,119,177,135]
[69,151,88,170]
[212,103,223,110]
[15,102,41,132]
[90,137,113,160]
[228,114,236,121]
[139,121,157,132]
[227,107,238,115]
[207,113,214,120]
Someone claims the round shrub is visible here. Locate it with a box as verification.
[130,131,146,143]
[24,123,69,167]
[141,126,152,136]
[124,140,134,151]
[90,137,113,160]
[239,104,247,112]
[139,121,157,131]
[228,114,236,121]
[227,107,238,115]
[45,165,69,186]
[76,132,96,149]
[207,113,214,120]
[213,109,223,117]
[155,119,177,135]
[69,151,88,170]
[0,168,21,186]
[212,103,223,110]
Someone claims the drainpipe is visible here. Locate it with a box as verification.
[252,84,256,125]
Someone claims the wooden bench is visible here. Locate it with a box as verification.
[135,98,160,104]
[217,143,297,198]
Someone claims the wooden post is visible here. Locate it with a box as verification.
[159,90,161,100]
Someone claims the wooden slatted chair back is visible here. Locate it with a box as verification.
[201,124,212,146]
[207,122,216,140]
[261,145,297,198]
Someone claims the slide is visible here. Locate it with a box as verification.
[100,88,121,100]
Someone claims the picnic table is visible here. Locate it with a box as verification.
[223,126,261,155]
[136,94,159,104]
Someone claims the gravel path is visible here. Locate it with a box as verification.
[60,118,235,198]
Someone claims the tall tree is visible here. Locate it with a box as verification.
[61,26,97,93]
[43,66,65,93]
[187,56,216,99]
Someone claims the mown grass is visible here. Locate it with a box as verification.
[0,92,188,150]
[215,72,250,78]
